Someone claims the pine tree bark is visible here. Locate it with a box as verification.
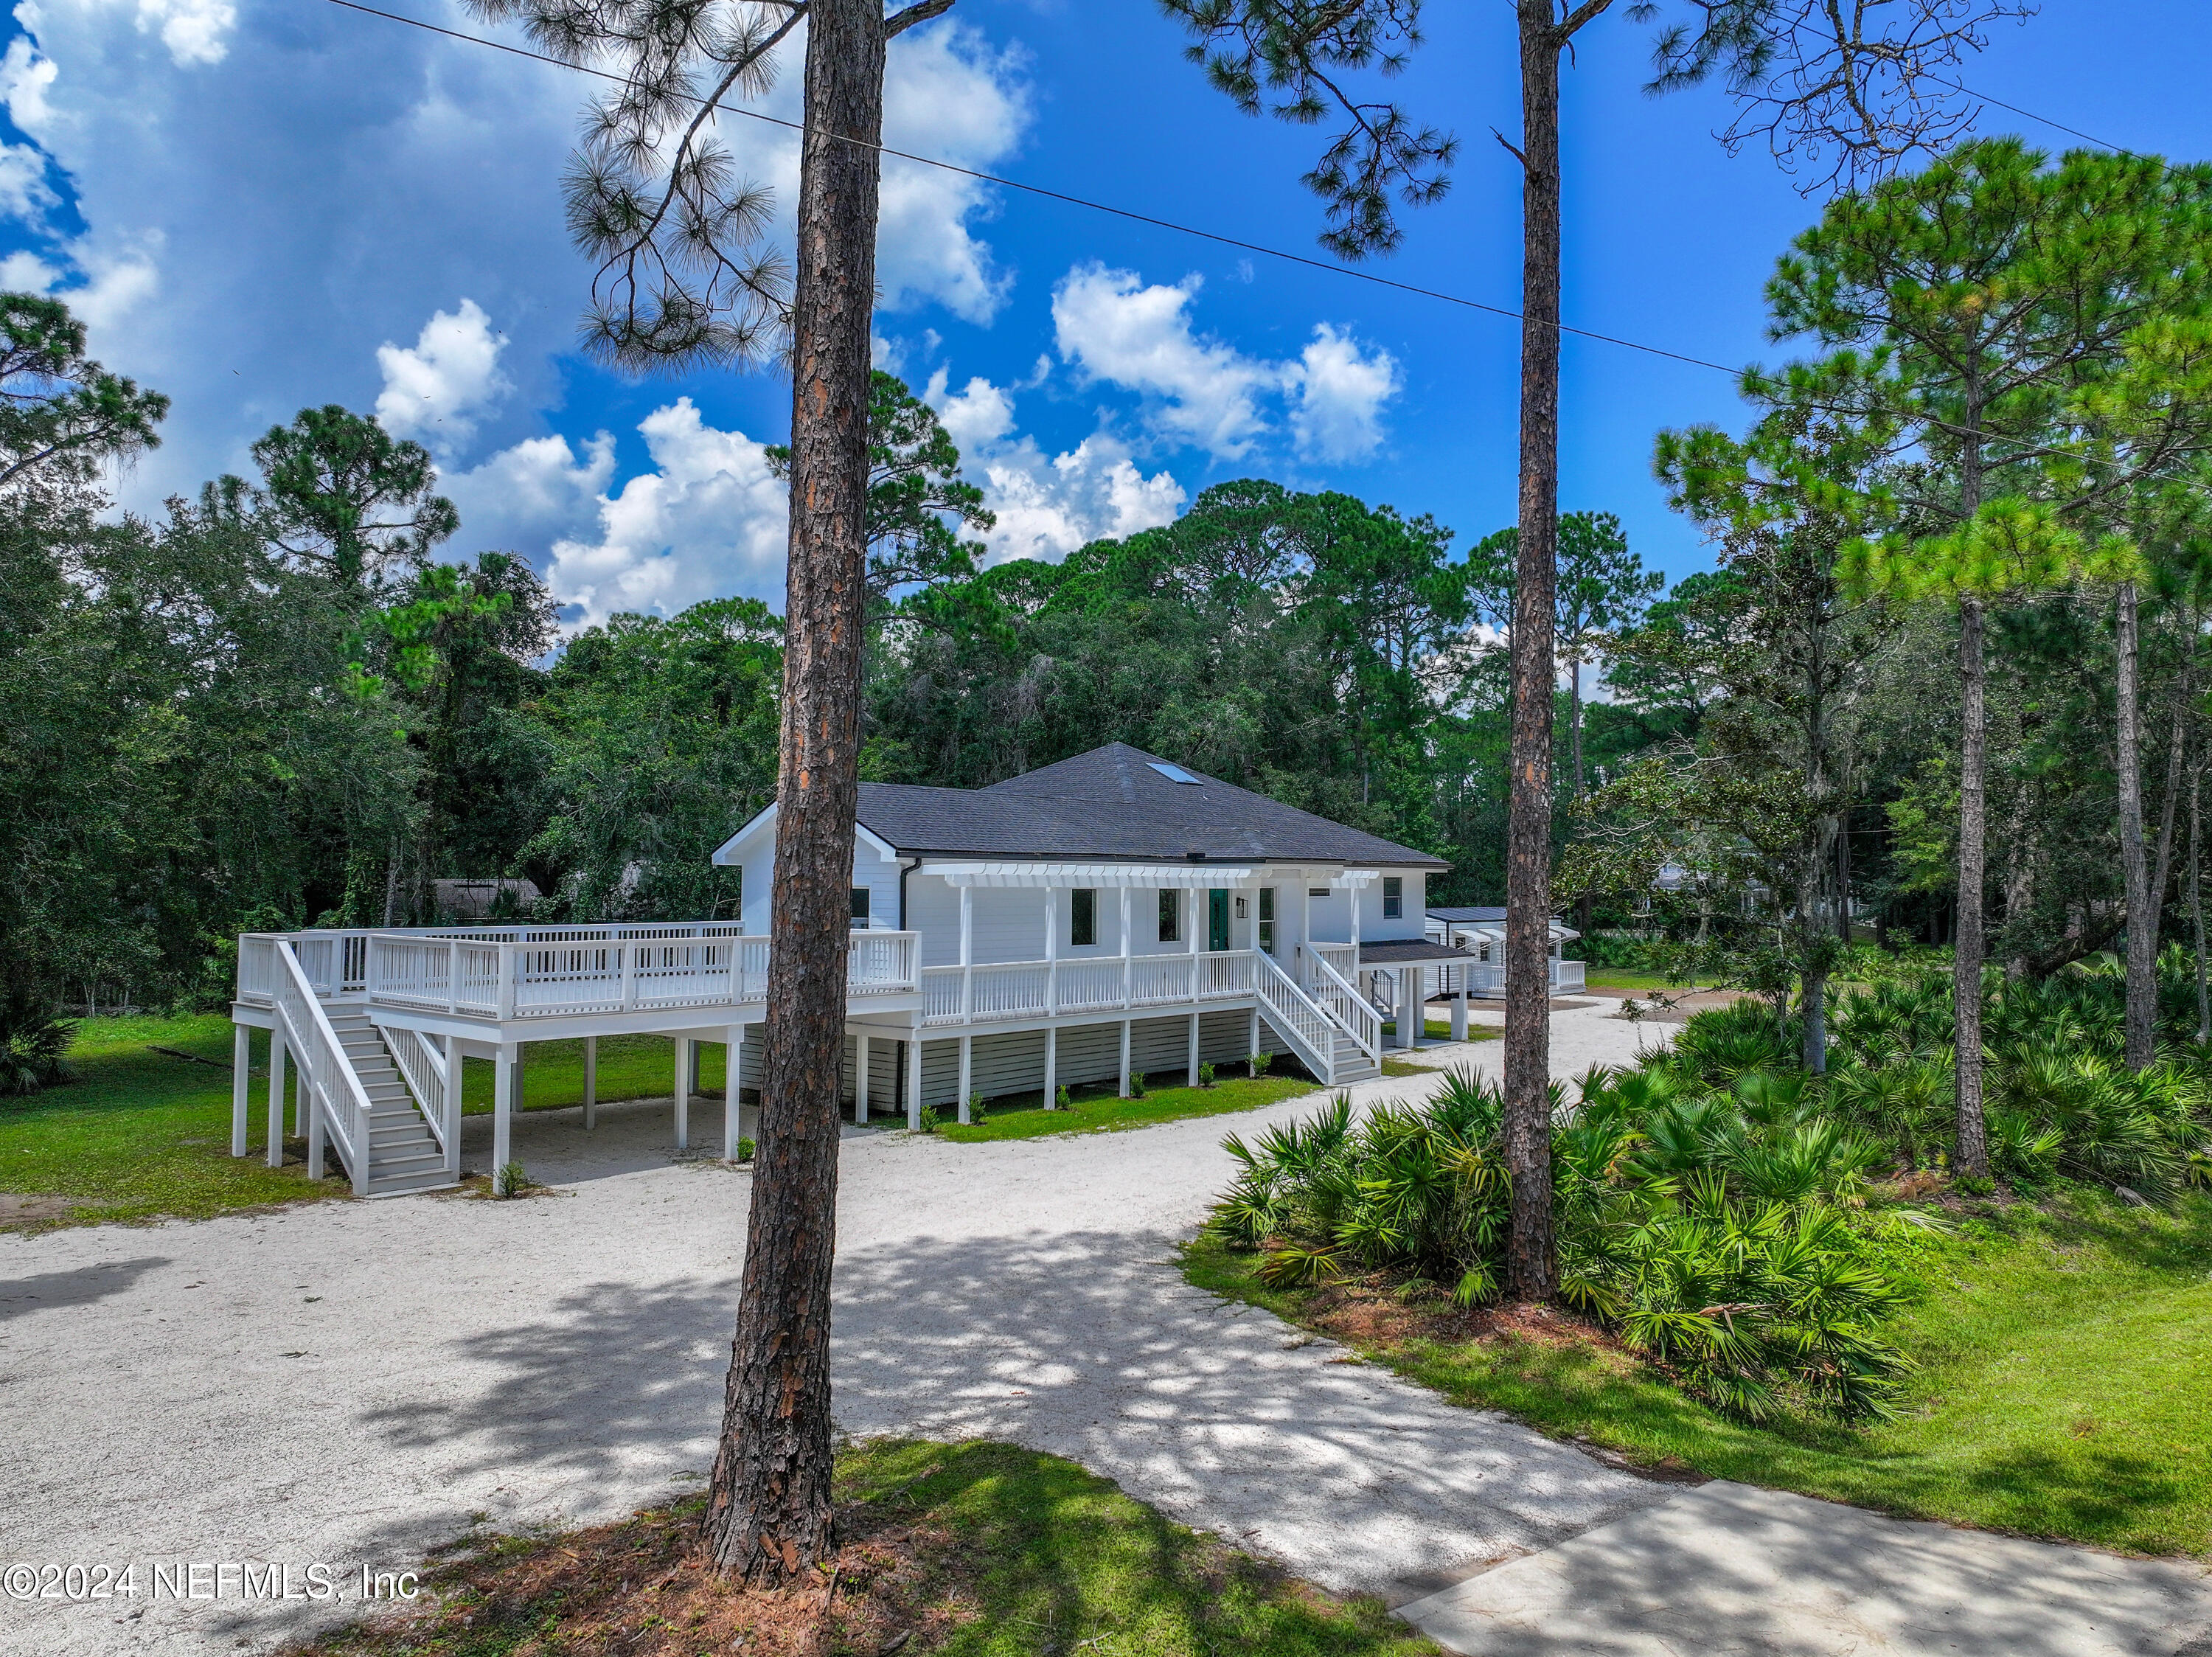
[702,0,885,1585]
[2190,760,2208,1043]
[1955,593,1991,1178]
[1503,0,1565,1303]
[2118,579,2155,1070]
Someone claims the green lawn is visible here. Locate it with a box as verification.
[0,1013,726,1232]
[302,1439,1437,1657]
[939,1071,1320,1142]
[1185,1189,2212,1555]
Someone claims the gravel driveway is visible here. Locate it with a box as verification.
[0,1006,1663,1655]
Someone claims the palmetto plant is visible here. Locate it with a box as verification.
[1214,1065,1911,1420]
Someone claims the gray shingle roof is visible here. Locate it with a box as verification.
[855,743,1448,869]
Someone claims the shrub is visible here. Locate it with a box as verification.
[967,1089,986,1122]
[914,1105,942,1134]
[0,986,76,1100]
[1055,1084,1073,1108]
[494,1160,533,1198]
[1248,1052,1272,1079]
[1129,1071,1147,1098]
[734,1136,757,1163]
[1214,1065,1913,1422]
[1198,1062,1216,1087]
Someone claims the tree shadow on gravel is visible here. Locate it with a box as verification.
[0,1254,168,1321]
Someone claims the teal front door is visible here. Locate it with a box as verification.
[1208,889,1231,952]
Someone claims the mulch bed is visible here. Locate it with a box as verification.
[293,1493,975,1657]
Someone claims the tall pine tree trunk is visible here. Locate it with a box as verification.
[1955,594,1991,1178]
[2191,759,2208,1043]
[702,0,885,1585]
[1571,650,1593,939]
[1503,0,1563,1302]
[2118,580,2155,1069]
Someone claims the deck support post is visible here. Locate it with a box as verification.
[493,1044,515,1187]
[725,1023,745,1159]
[266,1031,288,1169]
[512,1043,526,1119]
[672,1035,692,1149]
[1398,968,1419,1050]
[1248,1004,1260,1065]
[905,1029,924,1130]
[855,1032,869,1122]
[1187,1010,1200,1088]
[1451,986,1468,1041]
[1042,1024,1057,1108]
[1118,1018,1132,1099]
[230,1023,251,1157]
[582,1035,597,1130]
[956,1034,973,1123]
[439,1034,462,1180]
[305,1069,325,1180]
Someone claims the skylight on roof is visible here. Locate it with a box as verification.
[1148,760,1203,785]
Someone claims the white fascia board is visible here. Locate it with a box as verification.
[929,861,1257,889]
[712,807,900,867]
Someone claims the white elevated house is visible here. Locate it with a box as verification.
[228,743,1519,1198]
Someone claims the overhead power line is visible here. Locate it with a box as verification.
[317,0,2143,381]
[319,0,1747,376]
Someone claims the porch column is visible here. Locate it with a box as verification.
[230,1023,251,1157]
[956,1034,973,1123]
[1043,885,1058,1015]
[265,1030,288,1169]
[1042,1025,1057,1108]
[725,1023,745,1159]
[959,886,974,1022]
[493,1044,515,1189]
[1301,881,1313,986]
[582,1035,598,1131]
[1451,984,1469,1042]
[1187,1010,1200,1087]
[1119,887,1133,1007]
[1118,1018,1132,1099]
[855,1032,870,1123]
[672,1035,692,1149]
[1399,967,1419,1050]
[905,1029,924,1130]
[1188,887,1200,1002]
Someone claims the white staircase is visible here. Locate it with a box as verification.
[325,1009,455,1196]
[1256,948,1381,1086]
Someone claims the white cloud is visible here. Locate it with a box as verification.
[1051,265,1277,460]
[1,36,58,133]
[0,139,56,222]
[1288,322,1400,463]
[482,399,793,630]
[442,429,616,563]
[1050,263,1400,465]
[375,298,511,451]
[24,0,236,66]
[929,369,1184,564]
[0,235,160,329]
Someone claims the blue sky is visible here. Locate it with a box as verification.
[1,0,2206,626]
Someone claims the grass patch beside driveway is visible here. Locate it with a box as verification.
[1184,1189,2212,1557]
[297,1439,1439,1657]
[939,1072,1318,1142]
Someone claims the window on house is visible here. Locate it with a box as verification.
[1071,889,1097,947]
[1158,888,1181,942]
[1234,895,1248,919]
[1258,886,1275,954]
[1383,876,1403,919]
[849,887,870,927]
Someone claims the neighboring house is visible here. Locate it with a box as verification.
[1426,906,1585,995]
[226,744,1502,1198]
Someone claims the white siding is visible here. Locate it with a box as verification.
[897,1010,1284,1108]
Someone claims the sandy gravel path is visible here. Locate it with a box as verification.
[0,1005,1660,1656]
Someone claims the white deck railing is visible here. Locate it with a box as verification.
[1253,948,1340,1080]
[1297,945,1382,1070]
[239,925,918,1022]
[380,1023,454,1158]
[917,949,1256,1028]
[270,942,372,1193]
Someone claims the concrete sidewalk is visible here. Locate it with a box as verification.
[1397,1480,2212,1656]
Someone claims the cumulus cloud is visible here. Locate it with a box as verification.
[1050,263,1400,465]
[929,369,1184,564]
[0,139,56,223]
[451,400,793,629]
[375,298,511,451]
[23,0,237,66]
[0,235,161,328]
[0,36,57,131]
[1288,321,1401,463]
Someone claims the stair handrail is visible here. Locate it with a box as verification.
[380,1024,451,1156]
[1300,946,1383,1069]
[272,942,375,1193]
[1253,947,1340,1081]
